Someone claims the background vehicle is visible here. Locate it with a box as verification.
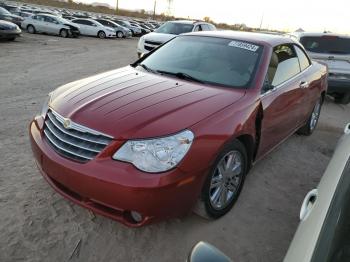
[130,21,151,35]
[22,14,80,38]
[95,18,131,38]
[137,20,216,57]
[0,7,23,26]
[72,18,115,38]
[292,33,350,104]
[188,123,350,262]
[113,19,142,36]
[0,19,21,41]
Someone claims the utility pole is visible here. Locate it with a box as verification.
[259,12,264,30]
[116,0,119,14]
[153,0,157,20]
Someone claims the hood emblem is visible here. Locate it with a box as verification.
[63,118,71,129]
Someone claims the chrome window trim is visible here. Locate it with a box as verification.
[261,62,312,98]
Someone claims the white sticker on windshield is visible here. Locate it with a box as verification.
[228,41,259,52]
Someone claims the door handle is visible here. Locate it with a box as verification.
[300,189,318,221]
[300,81,309,88]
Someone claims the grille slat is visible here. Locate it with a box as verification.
[44,110,112,163]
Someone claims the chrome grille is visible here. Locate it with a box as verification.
[44,110,112,162]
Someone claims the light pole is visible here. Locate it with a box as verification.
[153,0,157,20]
[116,0,119,14]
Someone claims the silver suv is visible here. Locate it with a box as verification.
[290,33,350,104]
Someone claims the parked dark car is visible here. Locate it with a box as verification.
[0,19,21,40]
[0,7,23,26]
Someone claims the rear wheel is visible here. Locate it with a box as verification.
[194,140,248,219]
[297,97,322,136]
[97,31,106,39]
[59,29,68,38]
[334,93,350,105]
[116,31,124,38]
[8,37,15,41]
[27,25,36,34]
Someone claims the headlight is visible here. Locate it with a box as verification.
[113,130,194,173]
[40,93,52,117]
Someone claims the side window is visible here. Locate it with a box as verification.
[73,19,83,24]
[194,25,203,32]
[201,24,210,31]
[208,24,216,30]
[86,21,94,26]
[267,44,301,86]
[294,45,311,71]
[37,15,45,22]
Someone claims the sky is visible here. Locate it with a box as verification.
[81,0,350,33]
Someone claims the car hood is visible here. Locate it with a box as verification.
[144,32,176,44]
[50,66,245,139]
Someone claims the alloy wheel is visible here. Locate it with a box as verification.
[209,151,243,210]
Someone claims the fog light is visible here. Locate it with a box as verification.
[130,211,143,223]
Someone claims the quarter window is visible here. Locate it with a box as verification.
[295,45,311,71]
[267,44,301,86]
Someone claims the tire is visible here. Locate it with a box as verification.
[116,31,124,38]
[27,25,36,34]
[8,37,15,41]
[196,140,248,219]
[59,29,68,38]
[334,93,350,105]
[297,97,322,136]
[97,31,106,39]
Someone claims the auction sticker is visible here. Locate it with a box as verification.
[228,41,259,52]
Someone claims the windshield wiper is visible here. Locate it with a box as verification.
[156,70,205,84]
[137,64,158,74]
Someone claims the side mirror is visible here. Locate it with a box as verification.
[188,242,232,262]
[262,77,274,93]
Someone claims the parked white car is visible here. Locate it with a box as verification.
[21,14,80,37]
[71,18,116,38]
[137,20,216,57]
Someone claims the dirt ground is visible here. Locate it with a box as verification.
[0,33,349,262]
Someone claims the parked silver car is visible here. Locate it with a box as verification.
[22,14,79,37]
[290,33,350,104]
[95,18,132,38]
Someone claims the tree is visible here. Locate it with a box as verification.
[203,16,211,23]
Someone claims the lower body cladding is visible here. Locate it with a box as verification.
[29,120,206,227]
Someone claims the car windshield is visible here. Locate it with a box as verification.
[155,22,194,35]
[300,36,350,54]
[0,7,11,15]
[138,36,263,88]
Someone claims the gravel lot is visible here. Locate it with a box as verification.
[0,33,349,262]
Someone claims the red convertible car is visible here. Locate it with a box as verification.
[29,31,328,227]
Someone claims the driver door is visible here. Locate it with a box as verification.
[257,44,304,158]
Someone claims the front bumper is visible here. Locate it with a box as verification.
[29,118,205,227]
[0,28,21,39]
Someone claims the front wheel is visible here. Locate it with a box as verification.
[59,29,68,38]
[116,31,124,38]
[334,93,350,105]
[195,140,248,219]
[297,97,322,136]
[97,31,106,39]
[27,25,36,34]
